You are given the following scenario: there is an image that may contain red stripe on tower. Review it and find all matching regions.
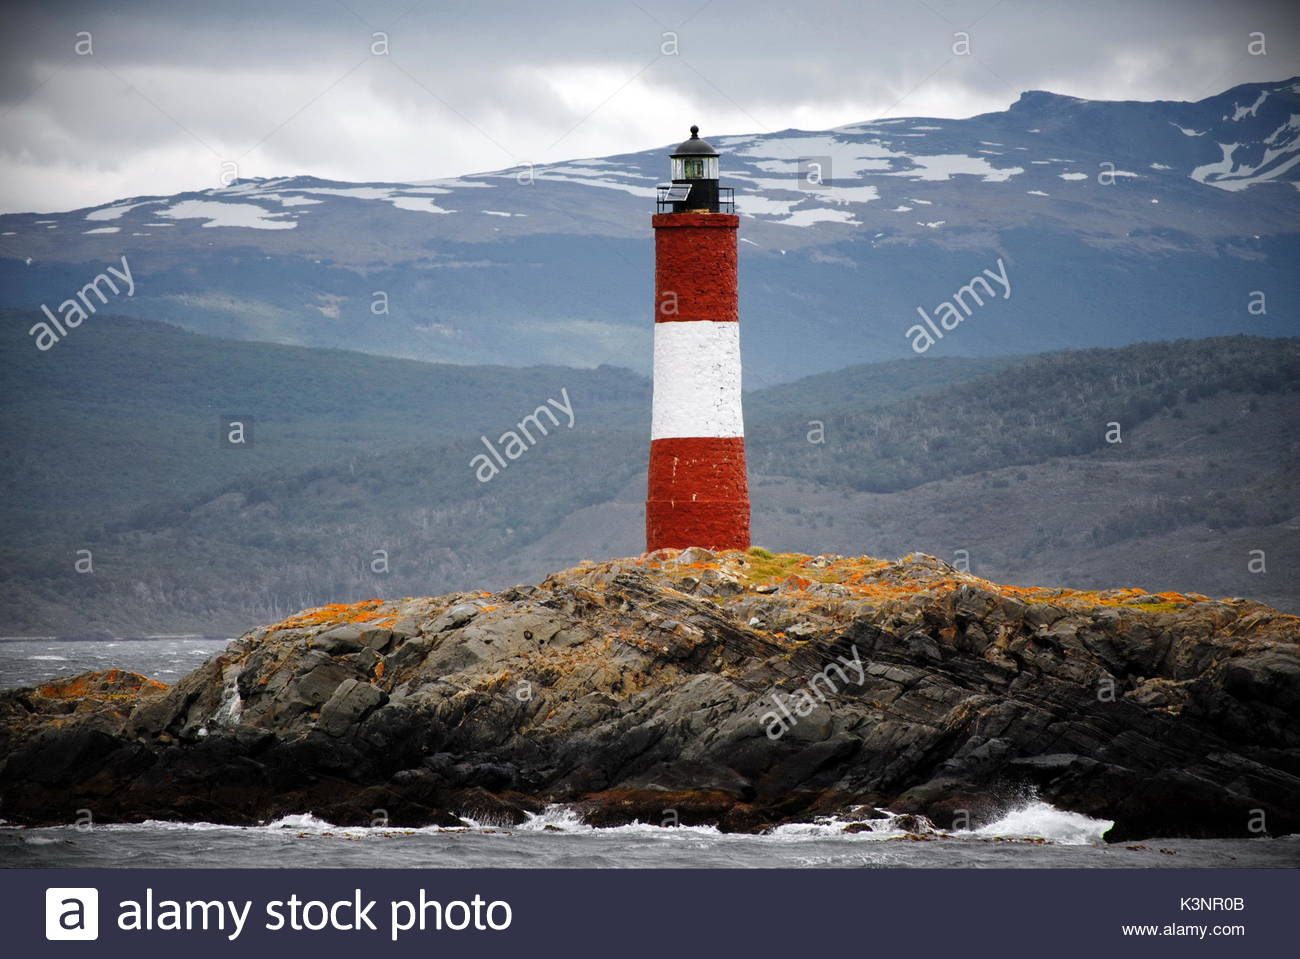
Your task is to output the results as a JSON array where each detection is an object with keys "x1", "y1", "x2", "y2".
[{"x1": 646, "y1": 126, "x2": 750, "y2": 553}]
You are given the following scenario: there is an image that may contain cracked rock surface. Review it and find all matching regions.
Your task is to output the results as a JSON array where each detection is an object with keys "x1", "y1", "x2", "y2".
[{"x1": 2, "y1": 549, "x2": 1297, "y2": 840}]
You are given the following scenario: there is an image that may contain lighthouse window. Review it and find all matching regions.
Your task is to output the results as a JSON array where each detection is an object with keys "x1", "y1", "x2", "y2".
[{"x1": 683, "y1": 157, "x2": 705, "y2": 179}]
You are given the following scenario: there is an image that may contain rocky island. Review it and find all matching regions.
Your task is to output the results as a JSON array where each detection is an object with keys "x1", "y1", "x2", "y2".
[{"x1": 2, "y1": 549, "x2": 1297, "y2": 841}]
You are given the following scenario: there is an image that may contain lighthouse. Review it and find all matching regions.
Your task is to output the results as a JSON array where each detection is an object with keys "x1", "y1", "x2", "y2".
[{"x1": 645, "y1": 126, "x2": 751, "y2": 553}]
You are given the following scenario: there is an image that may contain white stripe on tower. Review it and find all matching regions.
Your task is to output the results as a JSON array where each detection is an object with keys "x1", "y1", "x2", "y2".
[{"x1": 650, "y1": 321, "x2": 744, "y2": 440}]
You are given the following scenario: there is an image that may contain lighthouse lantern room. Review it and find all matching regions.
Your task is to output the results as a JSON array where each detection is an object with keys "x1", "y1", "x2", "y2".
[
  {"x1": 658, "y1": 125, "x2": 733, "y2": 214},
  {"x1": 645, "y1": 126, "x2": 750, "y2": 553}
]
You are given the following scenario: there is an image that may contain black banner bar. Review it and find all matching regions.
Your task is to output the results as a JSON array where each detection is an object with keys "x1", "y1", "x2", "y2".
[{"x1": 5, "y1": 867, "x2": 1294, "y2": 957}]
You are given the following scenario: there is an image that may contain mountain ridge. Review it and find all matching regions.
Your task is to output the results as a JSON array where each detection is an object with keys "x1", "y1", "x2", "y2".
[{"x1": 2, "y1": 78, "x2": 1297, "y2": 384}]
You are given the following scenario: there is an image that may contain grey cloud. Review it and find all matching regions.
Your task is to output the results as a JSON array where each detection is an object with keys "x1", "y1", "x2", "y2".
[{"x1": 1, "y1": 0, "x2": 1297, "y2": 212}]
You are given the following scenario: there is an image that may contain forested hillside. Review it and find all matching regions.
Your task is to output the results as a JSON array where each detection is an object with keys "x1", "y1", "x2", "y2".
[
  {"x1": 1, "y1": 312, "x2": 1295, "y2": 633},
  {"x1": 0, "y1": 311, "x2": 648, "y2": 541},
  {"x1": 748, "y1": 337, "x2": 1300, "y2": 491}
]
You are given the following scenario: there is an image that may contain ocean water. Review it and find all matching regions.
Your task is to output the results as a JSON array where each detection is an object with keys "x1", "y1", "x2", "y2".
[
  {"x1": 0, "y1": 637, "x2": 231, "y2": 690},
  {"x1": 1, "y1": 640, "x2": 1297, "y2": 869},
  {"x1": 3, "y1": 806, "x2": 1297, "y2": 869}
]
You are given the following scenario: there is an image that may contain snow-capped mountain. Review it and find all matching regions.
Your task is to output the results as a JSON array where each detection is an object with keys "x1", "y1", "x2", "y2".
[{"x1": 2, "y1": 77, "x2": 1297, "y2": 384}]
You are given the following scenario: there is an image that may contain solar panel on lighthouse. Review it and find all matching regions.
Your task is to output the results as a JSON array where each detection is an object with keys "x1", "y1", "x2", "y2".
[{"x1": 662, "y1": 184, "x2": 692, "y2": 203}]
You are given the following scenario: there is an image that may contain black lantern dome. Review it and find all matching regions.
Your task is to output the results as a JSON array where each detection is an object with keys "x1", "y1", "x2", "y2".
[
  {"x1": 672, "y1": 125, "x2": 718, "y2": 157},
  {"x1": 658, "y1": 125, "x2": 732, "y2": 214}
]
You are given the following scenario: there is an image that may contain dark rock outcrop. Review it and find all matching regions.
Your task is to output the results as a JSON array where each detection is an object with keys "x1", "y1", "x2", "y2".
[{"x1": 2, "y1": 551, "x2": 1297, "y2": 840}]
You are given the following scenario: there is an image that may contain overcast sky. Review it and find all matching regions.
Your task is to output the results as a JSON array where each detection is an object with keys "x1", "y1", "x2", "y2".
[{"x1": 2, "y1": 0, "x2": 1297, "y2": 213}]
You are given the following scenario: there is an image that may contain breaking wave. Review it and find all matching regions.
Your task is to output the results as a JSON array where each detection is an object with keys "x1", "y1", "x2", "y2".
[
  {"x1": 35, "y1": 800, "x2": 1111, "y2": 846},
  {"x1": 960, "y1": 801, "x2": 1113, "y2": 845}
]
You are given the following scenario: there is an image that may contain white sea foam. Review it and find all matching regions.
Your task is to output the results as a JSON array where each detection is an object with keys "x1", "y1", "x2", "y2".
[
  {"x1": 508, "y1": 805, "x2": 722, "y2": 837},
  {"x1": 962, "y1": 801, "x2": 1113, "y2": 845},
  {"x1": 770, "y1": 818, "x2": 892, "y2": 840},
  {"x1": 130, "y1": 819, "x2": 242, "y2": 832},
  {"x1": 513, "y1": 806, "x2": 588, "y2": 832},
  {"x1": 90, "y1": 814, "x2": 379, "y2": 836},
  {"x1": 27, "y1": 799, "x2": 1111, "y2": 849},
  {"x1": 265, "y1": 813, "x2": 337, "y2": 831}
]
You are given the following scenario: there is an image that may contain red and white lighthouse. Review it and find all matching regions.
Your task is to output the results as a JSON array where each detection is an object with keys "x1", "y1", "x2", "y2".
[{"x1": 645, "y1": 126, "x2": 750, "y2": 553}]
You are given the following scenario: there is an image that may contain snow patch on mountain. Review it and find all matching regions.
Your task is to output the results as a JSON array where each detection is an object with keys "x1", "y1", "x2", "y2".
[
  {"x1": 734, "y1": 135, "x2": 1023, "y2": 184},
  {"x1": 527, "y1": 164, "x2": 658, "y2": 199},
  {"x1": 283, "y1": 186, "x2": 397, "y2": 200},
  {"x1": 219, "y1": 177, "x2": 295, "y2": 196},
  {"x1": 1226, "y1": 91, "x2": 1269, "y2": 121},
  {"x1": 736, "y1": 135, "x2": 898, "y2": 174},
  {"x1": 157, "y1": 200, "x2": 297, "y2": 230},
  {"x1": 259, "y1": 194, "x2": 323, "y2": 207},
  {"x1": 1193, "y1": 132, "x2": 1300, "y2": 191},
  {"x1": 1264, "y1": 114, "x2": 1300, "y2": 144},
  {"x1": 85, "y1": 202, "x2": 153, "y2": 221},
  {"x1": 390, "y1": 196, "x2": 455, "y2": 215},
  {"x1": 219, "y1": 183, "x2": 463, "y2": 216},
  {"x1": 735, "y1": 194, "x2": 799, "y2": 217},
  {"x1": 404, "y1": 177, "x2": 494, "y2": 190},
  {"x1": 784, "y1": 207, "x2": 858, "y2": 227}
]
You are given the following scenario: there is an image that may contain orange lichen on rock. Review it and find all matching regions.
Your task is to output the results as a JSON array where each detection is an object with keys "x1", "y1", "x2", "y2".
[
  {"x1": 267, "y1": 599, "x2": 389, "y2": 631},
  {"x1": 682, "y1": 551, "x2": 1249, "y2": 619},
  {"x1": 36, "y1": 669, "x2": 167, "y2": 701}
]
